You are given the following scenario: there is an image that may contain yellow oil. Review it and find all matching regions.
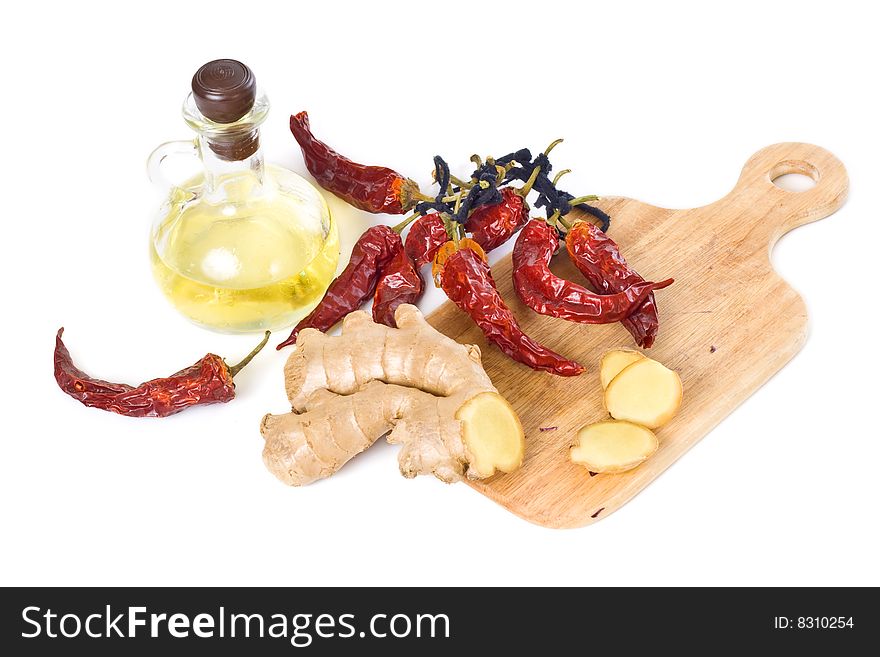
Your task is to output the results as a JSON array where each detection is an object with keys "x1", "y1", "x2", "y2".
[{"x1": 150, "y1": 165, "x2": 339, "y2": 333}]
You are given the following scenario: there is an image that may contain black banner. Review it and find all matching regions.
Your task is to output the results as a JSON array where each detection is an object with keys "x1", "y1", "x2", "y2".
[{"x1": 0, "y1": 587, "x2": 872, "y2": 654}]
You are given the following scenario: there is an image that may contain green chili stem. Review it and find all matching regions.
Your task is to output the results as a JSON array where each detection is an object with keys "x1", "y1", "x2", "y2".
[
  {"x1": 453, "y1": 191, "x2": 463, "y2": 215},
  {"x1": 552, "y1": 169, "x2": 572, "y2": 186},
  {"x1": 391, "y1": 212, "x2": 419, "y2": 233},
  {"x1": 450, "y1": 175, "x2": 473, "y2": 190},
  {"x1": 567, "y1": 195, "x2": 600, "y2": 205},
  {"x1": 544, "y1": 138, "x2": 564, "y2": 155},
  {"x1": 519, "y1": 162, "x2": 543, "y2": 197},
  {"x1": 228, "y1": 331, "x2": 271, "y2": 378},
  {"x1": 413, "y1": 191, "x2": 467, "y2": 204},
  {"x1": 518, "y1": 140, "x2": 564, "y2": 198},
  {"x1": 441, "y1": 213, "x2": 459, "y2": 244}
]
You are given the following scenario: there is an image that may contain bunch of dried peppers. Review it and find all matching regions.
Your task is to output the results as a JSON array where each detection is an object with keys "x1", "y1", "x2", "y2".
[{"x1": 283, "y1": 111, "x2": 675, "y2": 374}]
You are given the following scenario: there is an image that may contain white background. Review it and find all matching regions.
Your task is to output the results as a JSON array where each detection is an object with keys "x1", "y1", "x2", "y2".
[{"x1": 2, "y1": 1, "x2": 878, "y2": 586}]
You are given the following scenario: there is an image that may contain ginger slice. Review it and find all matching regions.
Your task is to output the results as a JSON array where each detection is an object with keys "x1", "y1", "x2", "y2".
[
  {"x1": 570, "y1": 420, "x2": 658, "y2": 473},
  {"x1": 604, "y1": 357, "x2": 682, "y2": 429},
  {"x1": 599, "y1": 349, "x2": 645, "y2": 389},
  {"x1": 456, "y1": 392, "x2": 525, "y2": 478}
]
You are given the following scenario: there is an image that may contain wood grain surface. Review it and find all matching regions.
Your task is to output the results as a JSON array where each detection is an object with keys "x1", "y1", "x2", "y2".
[{"x1": 426, "y1": 143, "x2": 848, "y2": 528}]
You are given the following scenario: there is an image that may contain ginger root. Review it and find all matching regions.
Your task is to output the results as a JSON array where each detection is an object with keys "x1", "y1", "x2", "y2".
[{"x1": 260, "y1": 304, "x2": 525, "y2": 485}]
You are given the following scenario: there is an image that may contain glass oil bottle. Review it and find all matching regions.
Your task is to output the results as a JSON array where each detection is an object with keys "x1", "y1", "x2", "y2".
[{"x1": 148, "y1": 59, "x2": 339, "y2": 333}]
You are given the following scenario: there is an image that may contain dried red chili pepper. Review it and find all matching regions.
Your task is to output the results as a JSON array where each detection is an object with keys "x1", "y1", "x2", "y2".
[
  {"x1": 277, "y1": 224, "x2": 402, "y2": 349},
  {"x1": 513, "y1": 220, "x2": 673, "y2": 323},
  {"x1": 432, "y1": 237, "x2": 486, "y2": 286},
  {"x1": 404, "y1": 212, "x2": 448, "y2": 267},
  {"x1": 404, "y1": 189, "x2": 527, "y2": 267},
  {"x1": 438, "y1": 244, "x2": 584, "y2": 377},
  {"x1": 465, "y1": 187, "x2": 529, "y2": 252},
  {"x1": 372, "y1": 247, "x2": 424, "y2": 328},
  {"x1": 54, "y1": 329, "x2": 270, "y2": 418},
  {"x1": 565, "y1": 220, "x2": 664, "y2": 348},
  {"x1": 290, "y1": 111, "x2": 420, "y2": 215},
  {"x1": 405, "y1": 144, "x2": 566, "y2": 262},
  {"x1": 460, "y1": 140, "x2": 561, "y2": 252}
]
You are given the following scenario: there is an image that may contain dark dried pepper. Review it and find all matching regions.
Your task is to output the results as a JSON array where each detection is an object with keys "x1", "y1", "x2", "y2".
[
  {"x1": 566, "y1": 220, "x2": 664, "y2": 348},
  {"x1": 54, "y1": 329, "x2": 269, "y2": 418},
  {"x1": 438, "y1": 244, "x2": 584, "y2": 377},
  {"x1": 290, "y1": 111, "x2": 420, "y2": 214},
  {"x1": 372, "y1": 247, "x2": 424, "y2": 328},
  {"x1": 277, "y1": 225, "x2": 402, "y2": 349},
  {"x1": 513, "y1": 219, "x2": 673, "y2": 324}
]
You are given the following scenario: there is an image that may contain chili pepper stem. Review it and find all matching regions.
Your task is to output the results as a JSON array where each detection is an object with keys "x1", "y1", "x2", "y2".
[
  {"x1": 544, "y1": 138, "x2": 564, "y2": 156},
  {"x1": 552, "y1": 169, "x2": 572, "y2": 186},
  {"x1": 519, "y1": 162, "x2": 543, "y2": 197},
  {"x1": 413, "y1": 191, "x2": 464, "y2": 204},
  {"x1": 518, "y1": 139, "x2": 564, "y2": 198},
  {"x1": 450, "y1": 175, "x2": 474, "y2": 190},
  {"x1": 557, "y1": 214, "x2": 572, "y2": 230},
  {"x1": 228, "y1": 331, "x2": 271, "y2": 378},
  {"x1": 440, "y1": 213, "x2": 462, "y2": 246},
  {"x1": 568, "y1": 195, "x2": 600, "y2": 205},
  {"x1": 391, "y1": 212, "x2": 419, "y2": 234}
]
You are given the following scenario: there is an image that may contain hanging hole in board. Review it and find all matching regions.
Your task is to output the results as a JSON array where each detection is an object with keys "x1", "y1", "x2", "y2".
[{"x1": 770, "y1": 160, "x2": 819, "y2": 192}]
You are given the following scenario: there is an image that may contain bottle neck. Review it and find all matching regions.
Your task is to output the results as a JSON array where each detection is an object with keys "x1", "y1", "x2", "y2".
[
  {"x1": 182, "y1": 90, "x2": 271, "y2": 198},
  {"x1": 199, "y1": 130, "x2": 266, "y2": 195}
]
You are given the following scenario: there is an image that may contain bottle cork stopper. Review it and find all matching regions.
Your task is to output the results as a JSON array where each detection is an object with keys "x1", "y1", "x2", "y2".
[{"x1": 191, "y1": 59, "x2": 256, "y2": 124}]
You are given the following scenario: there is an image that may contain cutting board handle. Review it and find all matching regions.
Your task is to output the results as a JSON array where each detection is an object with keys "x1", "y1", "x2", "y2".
[{"x1": 726, "y1": 142, "x2": 849, "y2": 245}]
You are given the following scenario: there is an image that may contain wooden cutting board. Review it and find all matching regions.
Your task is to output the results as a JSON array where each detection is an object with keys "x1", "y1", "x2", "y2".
[{"x1": 426, "y1": 143, "x2": 848, "y2": 528}]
